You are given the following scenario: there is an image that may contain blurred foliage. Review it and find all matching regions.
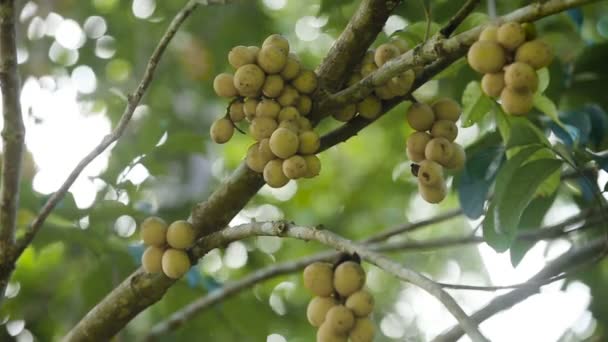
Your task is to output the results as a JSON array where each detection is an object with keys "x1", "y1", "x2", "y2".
[{"x1": 1, "y1": 0, "x2": 608, "y2": 341}]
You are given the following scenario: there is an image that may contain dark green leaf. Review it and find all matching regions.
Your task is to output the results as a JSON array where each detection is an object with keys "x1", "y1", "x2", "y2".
[{"x1": 506, "y1": 117, "x2": 550, "y2": 149}]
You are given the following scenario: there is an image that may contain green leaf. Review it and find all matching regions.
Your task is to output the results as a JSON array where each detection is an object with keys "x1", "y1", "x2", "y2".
[
  {"x1": 453, "y1": 13, "x2": 490, "y2": 35},
  {"x1": 506, "y1": 117, "x2": 550, "y2": 149},
  {"x1": 533, "y1": 94, "x2": 564, "y2": 127},
  {"x1": 495, "y1": 108, "x2": 511, "y2": 142},
  {"x1": 536, "y1": 68, "x2": 550, "y2": 94},
  {"x1": 461, "y1": 81, "x2": 494, "y2": 128}
]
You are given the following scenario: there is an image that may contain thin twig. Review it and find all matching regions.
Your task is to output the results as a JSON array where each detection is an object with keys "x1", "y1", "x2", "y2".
[
  {"x1": 439, "y1": 0, "x2": 482, "y2": 37},
  {"x1": 437, "y1": 274, "x2": 566, "y2": 291}
]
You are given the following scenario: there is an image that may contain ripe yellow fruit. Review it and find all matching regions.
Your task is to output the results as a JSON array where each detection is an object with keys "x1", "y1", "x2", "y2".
[
  {"x1": 304, "y1": 155, "x2": 321, "y2": 178},
  {"x1": 229, "y1": 101, "x2": 245, "y2": 122},
  {"x1": 345, "y1": 290, "x2": 374, "y2": 317},
  {"x1": 500, "y1": 88, "x2": 534, "y2": 115},
  {"x1": 387, "y1": 69, "x2": 415, "y2": 96},
  {"x1": 390, "y1": 37, "x2": 409, "y2": 53},
  {"x1": 234, "y1": 64, "x2": 265, "y2": 97},
  {"x1": 317, "y1": 322, "x2": 348, "y2": 342},
  {"x1": 425, "y1": 137, "x2": 454, "y2": 166},
  {"x1": 263, "y1": 159, "x2": 289, "y2": 188},
  {"x1": 467, "y1": 41, "x2": 506, "y2": 74},
  {"x1": 515, "y1": 39, "x2": 553, "y2": 69},
  {"x1": 140, "y1": 216, "x2": 167, "y2": 247},
  {"x1": 142, "y1": 245, "x2": 164, "y2": 273},
  {"x1": 481, "y1": 72, "x2": 505, "y2": 98},
  {"x1": 406, "y1": 132, "x2": 432, "y2": 158},
  {"x1": 279, "y1": 119, "x2": 300, "y2": 133},
  {"x1": 262, "y1": 34, "x2": 289, "y2": 55},
  {"x1": 262, "y1": 74, "x2": 284, "y2": 98},
  {"x1": 497, "y1": 22, "x2": 525, "y2": 50},
  {"x1": 257, "y1": 45, "x2": 287, "y2": 74},
  {"x1": 247, "y1": 45, "x2": 260, "y2": 58},
  {"x1": 249, "y1": 117, "x2": 278, "y2": 141},
  {"x1": 296, "y1": 95, "x2": 312, "y2": 116},
  {"x1": 298, "y1": 131, "x2": 320, "y2": 154},
  {"x1": 280, "y1": 53, "x2": 301, "y2": 80},
  {"x1": 325, "y1": 305, "x2": 355, "y2": 334},
  {"x1": 293, "y1": 70, "x2": 318, "y2": 94},
  {"x1": 333, "y1": 104, "x2": 357, "y2": 122},
  {"x1": 445, "y1": 142, "x2": 466, "y2": 170},
  {"x1": 278, "y1": 106, "x2": 299, "y2": 122},
  {"x1": 303, "y1": 262, "x2": 334, "y2": 297},
  {"x1": 246, "y1": 140, "x2": 274, "y2": 173},
  {"x1": 419, "y1": 180, "x2": 447, "y2": 204},
  {"x1": 334, "y1": 261, "x2": 365, "y2": 297},
  {"x1": 228, "y1": 45, "x2": 256, "y2": 69},
  {"x1": 269, "y1": 127, "x2": 299, "y2": 159},
  {"x1": 307, "y1": 296, "x2": 338, "y2": 327},
  {"x1": 407, "y1": 148, "x2": 425, "y2": 163},
  {"x1": 277, "y1": 85, "x2": 300, "y2": 107},
  {"x1": 374, "y1": 84, "x2": 395, "y2": 100},
  {"x1": 479, "y1": 25, "x2": 498, "y2": 41},
  {"x1": 210, "y1": 118, "x2": 234, "y2": 144},
  {"x1": 167, "y1": 220, "x2": 195, "y2": 249},
  {"x1": 349, "y1": 318, "x2": 375, "y2": 342},
  {"x1": 357, "y1": 95, "x2": 382, "y2": 120},
  {"x1": 417, "y1": 159, "x2": 444, "y2": 187},
  {"x1": 298, "y1": 116, "x2": 312, "y2": 131},
  {"x1": 406, "y1": 103, "x2": 435, "y2": 131},
  {"x1": 161, "y1": 248, "x2": 191, "y2": 279},
  {"x1": 283, "y1": 155, "x2": 308, "y2": 179},
  {"x1": 374, "y1": 43, "x2": 400, "y2": 67},
  {"x1": 432, "y1": 98, "x2": 461, "y2": 122},
  {"x1": 213, "y1": 73, "x2": 237, "y2": 98},
  {"x1": 431, "y1": 120, "x2": 458, "y2": 142},
  {"x1": 256, "y1": 98, "x2": 281, "y2": 119},
  {"x1": 504, "y1": 62, "x2": 538, "y2": 92},
  {"x1": 243, "y1": 97, "x2": 259, "y2": 120}
]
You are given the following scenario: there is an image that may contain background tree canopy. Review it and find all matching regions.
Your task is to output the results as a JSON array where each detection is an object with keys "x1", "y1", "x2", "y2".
[{"x1": 0, "y1": 0, "x2": 607, "y2": 341}]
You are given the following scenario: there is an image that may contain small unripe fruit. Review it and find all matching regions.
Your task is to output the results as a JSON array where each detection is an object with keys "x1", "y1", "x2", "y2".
[
  {"x1": 515, "y1": 39, "x2": 553, "y2": 69},
  {"x1": 262, "y1": 34, "x2": 289, "y2": 55},
  {"x1": 161, "y1": 248, "x2": 191, "y2": 279},
  {"x1": 257, "y1": 45, "x2": 287, "y2": 74},
  {"x1": 357, "y1": 95, "x2": 382, "y2": 120},
  {"x1": 406, "y1": 103, "x2": 435, "y2": 131},
  {"x1": 213, "y1": 73, "x2": 238, "y2": 98},
  {"x1": 278, "y1": 106, "x2": 300, "y2": 122},
  {"x1": 497, "y1": 22, "x2": 525, "y2": 50},
  {"x1": 167, "y1": 220, "x2": 195, "y2": 249},
  {"x1": 417, "y1": 159, "x2": 444, "y2": 187},
  {"x1": 317, "y1": 322, "x2": 348, "y2": 342},
  {"x1": 374, "y1": 85, "x2": 395, "y2": 100},
  {"x1": 210, "y1": 118, "x2": 234, "y2": 144},
  {"x1": 467, "y1": 41, "x2": 506, "y2": 74},
  {"x1": 277, "y1": 85, "x2": 300, "y2": 107},
  {"x1": 243, "y1": 98, "x2": 259, "y2": 120},
  {"x1": 479, "y1": 25, "x2": 498, "y2": 41},
  {"x1": 445, "y1": 143, "x2": 466, "y2": 170},
  {"x1": 325, "y1": 305, "x2": 355, "y2": 334},
  {"x1": 263, "y1": 159, "x2": 289, "y2": 188},
  {"x1": 387, "y1": 69, "x2": 415, "y2": 96},
  {"x1": 229, "y1": 101, "x2": 245, "y2": 122},
  {"x1": 425, "y1": 137, "x2": 454, "y2": 166},
  {"x1": 432, "y1": 98, "x2": 461, "y2": 122},
  {"x1": 140, "y1": 216, "x2": 167, "y2": 246},
  {"x1": 298, "y1": 131, "x2": 320, "y2": 154},
  {"x1": 406, "y1": 132, "x2": 432, "y2": 157},
  {"x1": 349, "y1": 318, "x2": 375, "y2": 342},
  {"x1": 249, "y1": 117, "x2": 278, "y2": 141},
  {"x1": 431, "y1": 120, "x2": 458, "y2": 142},
  {"x1": 304, "y1": 155, "x2": 321, "y2": 178},
  {"x1": 256, "y1": 98, "x2": 281, "y2": 119},
  {"x1": 228, "y1": 45, "x2": 256, "y2": 69},
  {"x1": 481, "y1": 72, "x2": 505, "y2": 98},
  {"x1": 234, "y1": 64, "x2": 265, "y2": 97},
  {"x1": 374, "y1": 43, "x2": 400, "y2": 67},
  {"x1": 333, "y1": 104, "x2": 357, "y2": 122},
  {"x1": 280, "y1": 53, "x2": 301, "y2": 80},
  {"x1": 360, "y1": 62, "x2": 378, "y2": 77},
  {"x1": 334, "y1": 261, "x2": 365, "y2": 297},
  {"x1": 297, "y1": 116, "x2": 312, "y2": 131},
  {"x1": 390, "y1": 37, "x2": 409, "y2": 53},
  {"x1": 307, "y1": 296, "x2": 338, "y2": 327},
  {"x1": 345, "y1": 290, "x2": 374, "y2": 317},
  {"x1": 262, "y1": 74, "x2": 284, "y2": 98},
  {"x1": 269, "y1": 127, "x2": 299, "y2": 159},
  {"x1": 292, "y1": 70, "x2": 318, "y2": 94},
  {"x1": 303, "y1": 262, "x2": 334, "y2": 297},
  {"x1": 504, "y1": 62, "x2": 538, "y2": 92},
  {"x1": 296, "y1": 95, "x2": 312, "y2": 116},
  {"x1": 142, "y1": 245, "x2": 164, "y2": 273},
  {"x1": 283, "y1": 155, "x2": 308, "y2": 179},
  {"x1": 500, "y1": 88, "x2": 534, "y2": 115},
  {"x1": 419, "y1": 181, "x2": 447, "y2": 204}
]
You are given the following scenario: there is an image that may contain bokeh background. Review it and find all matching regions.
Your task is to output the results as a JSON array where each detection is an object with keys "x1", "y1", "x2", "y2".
[{"x1": 1, "y1": 0, "x2": 608, "y2": 341}]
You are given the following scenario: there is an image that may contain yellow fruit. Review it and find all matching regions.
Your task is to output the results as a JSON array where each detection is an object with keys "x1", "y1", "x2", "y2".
[
  {"x1": 303, "y1": 262, "x2": 334, "y2": 297},
  {"x1": 333, "y1": 104, "x2": 357, "y2": 122},
  {"x1": 277, "y1": 85, "x2": 300, "y2": 107},
  {"x1": 256, "y1": 98, "x2": 281, "y2": 119},
  {"x1": 417, "y1": 159, "x2": 444, "y2": 187},
  {"x1": 296, "y1": 95, "x2": 312, "y2": 116},
  {"x1": 504, "y1": 62, "x2": 538, "y2": 92},
  {"x1": 334, "y1": 261, "x2": 365, "y2": 297},
  {"x1": 390, "y1": 37, "x2": 409, "y2": 53},
  {"x1": 374, "y1": 43, "x2": 400, "y2": 67},
  {"x1": 269, "y1": 127, "x2": 299, "y2": 159},
  {"x1": 228, "y1": 45, "x2": 256, "y2": 69},
  {"x1": 481, "y1": 72, "x2": 505, "y2": 98},
  {"x1": 425, "y1": 137, "x2": 454, "y2": 166},
  {"x1": 387, "y1": 69, "x2": 415, "y2": 96},
  {"x1": 140, "y1": 216, "x2": 167, "y2": 247},
  {"x1": 279, "y1": 119, "x2": 300, "y2": 133},
  {"x1": 500, "y1": 88, "x2": 534, "y2": 115},
  {"x1": 497, "y1": 22, "x2": 525, "y2": 50},
  {"x1": 262, "y1": 34, "x2": 289, "y2": 55},
  {"x1": 432, "y1": 98, "x2": 461, "y2": 122},
  {"x1": 360, "y1": 62, "x2": 378, "y2": 77},
  {"x1": 247, "y1": 45, "x2": 260, "y2": 58},
  {"x1": 515, "y1": 39, "x2": 553, "y2": 69},
  {"x1": 161, "y1": 248, "x2": 191, "y2": 279},
  {"x1": 357, "y1": 95, "x2": 382, "y2": 120},
  {"x1": 246, "y1": 140, "x2": 274, "y2": 173},
  {"x1": 406, "y1": 131, "x2": 432, "y2": 158},
  {"x1": 298, "y1": 131, "x2": 320, "y2": 154},
  {"x1": 325, "y1": 305, "x2": 355, "y2": 334},
  {"x1": 249, "y1": 117, "x2": 278, "y2": 141},
  {"x1": 406, "y1": 148, "x2": 425, "y2": 163},
  {"x1": 282, "y1": 155, "x2": 308, "y2": 179},
  {"x1": 166, "y1": 220, "x2": 195, "y2": 249},
  {"x1": 263, "y1": 159, "x2": 289, "y2": 188},
  {"x1": 292, "y1": 70, "x2": 318, "y2": 94},
  {"x1": 307, "y1": 296, "x2": 338, "y2": 327},
  {"x1": 349, "y1": 318, "x2": 375, "y2": 342},
  {"x1": 229, "y1": 101, "x2": 245, "y2": 122},
  {"x1": 213, "y1": 73, "x2": 237, "y2": 98},
  {"x1": 419, "y1": 181, "x2": 447, "y2": 204},
  {"x1": 345, "y1": 290, "x2": 374, "y2": 317},
  {"x1": 280, "y1": 53, "x2": 301, "y2": 80},
  {"x1": 479, "y1": 25, "x2": 498, "y2": 41},
  {"x1": 317, "y1": 322, "x2": 348, "y2": 342},
  {"x1": 278, "y1": 106, "x2": 300, "y2": 122},
  {"x1": 467, "y1": 41, "x2": 506, "y2": 74},
  {"x1": 406, "y1": 102, "x2": 435, "y2": 131},
  {"x1": 431, "y1": 120, "x2": 458, "y2": 142},
  {"x1": 243, "y1": 97, "x2": 259, "y2": 121},
  {"x1": 298, "y1": 116, "x2": 312, "y2": 131},
  {"x1": 445, "y1": 143, "x2": 466, "y2": 170},
  {"x1": 304, "y1": 155, "x2": 321, "y2": 178},
  {"x1": 142, "y1": 245, "x2": 164, "y2": 273},
  {"x1": 210, "y1": 117, "x2": 234, "y2": 144},
  {"x1": 257, "y1": 45, "x2": 287, "y2": 74},
  {"x1": 234, "y1": 64, "x2": 265, "y2": 97},
  {"x1": 374, "y1": 84, "x2": 395, "y2": 100},
  {"x1": 262, "y1": 74, "x2": 284, "y2": 98}
]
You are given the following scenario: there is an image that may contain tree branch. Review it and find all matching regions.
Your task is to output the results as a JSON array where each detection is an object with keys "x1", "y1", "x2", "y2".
[
  {"x1": 0, "y1": 0, "x2": 25, "y2": 304},
  {"x1": 439, "y1": 0, "x2": 482, "y2": 37}
]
